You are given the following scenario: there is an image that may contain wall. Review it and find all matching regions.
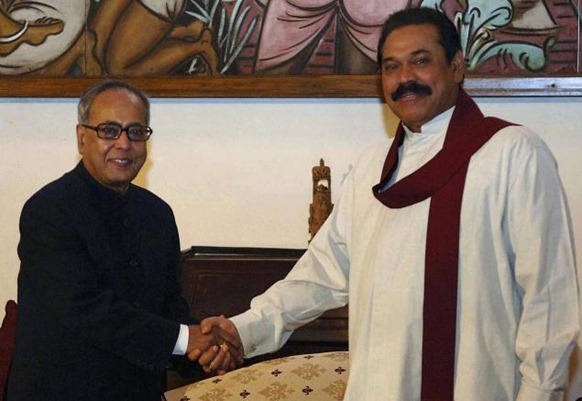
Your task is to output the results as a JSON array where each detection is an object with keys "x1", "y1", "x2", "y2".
[{"x1": 1, "y1": 95, "x2": 581, "y2": 397}]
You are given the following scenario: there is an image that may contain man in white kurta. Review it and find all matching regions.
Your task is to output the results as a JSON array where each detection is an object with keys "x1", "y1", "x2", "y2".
[
  {"x1": 201, "y1": 7, "x2": 579, "y2": 401},
  {"x1": 230, "y1": 105, "x2": 579, "y2": 400}
]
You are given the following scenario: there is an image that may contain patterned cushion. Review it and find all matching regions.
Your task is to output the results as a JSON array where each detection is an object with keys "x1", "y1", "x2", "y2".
[{"x1": 165, "y1": 351, "x2": 349, "y2": 401}]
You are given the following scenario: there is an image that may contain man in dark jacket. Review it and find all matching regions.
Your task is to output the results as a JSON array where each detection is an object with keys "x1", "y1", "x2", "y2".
[{"x1": 6, "y1": 80, "x2": 232, "y2": 400}]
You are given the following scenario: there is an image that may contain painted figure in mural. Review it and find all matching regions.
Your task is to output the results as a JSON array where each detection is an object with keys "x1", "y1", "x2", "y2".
[
  {"x1": 248, "y1": 0, "x2": 563, "y2": 74},
  {"x1": 0, "y1": 0, "x2": 87, "y2": 75},
  {"x1": 0, "y1": 9, "x2": 64, "y2": 58},
  {"x1": 1, "y1": 0, "x2": 579, "y2": 76},
  {"x1": 0, "y1": 0, "x2": 218, "y2": 75},
  {"x1": 252, "y1": 0, "x2": 421, "y2": 74},
  {"x1": 235, "y1": 0, "x2": 579, "y2": 75},
  {"x1": 89, "y1": 0, "x2": 218, "y2": 75}
]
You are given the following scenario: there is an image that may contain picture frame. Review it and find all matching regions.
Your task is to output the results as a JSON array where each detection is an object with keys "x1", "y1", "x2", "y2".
[{"x1": 0, "y1": 74, "x2": 581, "y2": 98}]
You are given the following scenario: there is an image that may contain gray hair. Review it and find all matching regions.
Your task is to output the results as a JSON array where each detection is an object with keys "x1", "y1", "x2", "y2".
[{"x1": 77, "y1": 79, "x2": 150, "y2": 125}]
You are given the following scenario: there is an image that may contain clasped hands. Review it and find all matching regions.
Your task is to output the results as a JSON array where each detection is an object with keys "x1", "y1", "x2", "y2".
[{"x1": 186, "y1": 315, "x2": 243, "y2": 375}]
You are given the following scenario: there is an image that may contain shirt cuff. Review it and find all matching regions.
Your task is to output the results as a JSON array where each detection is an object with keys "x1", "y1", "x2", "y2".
[
  {"x1": 230, "y1": 311, "x2": 266, "y2": 358},
  {"x1": 172, "y1": 324, "x2": 189, "y2": 355},
  {"x1": 516, "y1": 382, "x2": 564, "y2": 401}
]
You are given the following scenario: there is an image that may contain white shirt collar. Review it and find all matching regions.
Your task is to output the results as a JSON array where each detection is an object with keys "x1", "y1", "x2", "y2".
[{"x1": 403, "y1": 106, "x2": 456, "y2": 138}]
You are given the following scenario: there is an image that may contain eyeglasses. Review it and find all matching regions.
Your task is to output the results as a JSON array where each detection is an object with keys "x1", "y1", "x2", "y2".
[{"x1": 81, "y1": 123, "x2": 153, "y2": 142}]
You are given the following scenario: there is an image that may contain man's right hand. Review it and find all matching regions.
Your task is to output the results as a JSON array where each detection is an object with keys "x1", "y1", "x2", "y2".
[
  {"x1": 186, "y1": 324, "x2": 231, "y2": 374},
  {"x1": 198, "y1": 316, "x2": 245, "y2": 371}
]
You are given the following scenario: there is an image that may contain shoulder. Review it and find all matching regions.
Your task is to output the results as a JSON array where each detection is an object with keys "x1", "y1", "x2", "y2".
[
  {"x1": 492, "y1": 124, "x2": 549, "y2": 147},
  {"x1": 18, "y1": 170, "x2": 87, "y2": 238},
  {"x1": 474, "y1": 125, "x2": 559, "y2": 186},
  {"x1": 485, "y1": 125, "x2": 556, "y2": 165},
  {"x1": 22, "y1": 169, "x2": 77, "y2": 214}
]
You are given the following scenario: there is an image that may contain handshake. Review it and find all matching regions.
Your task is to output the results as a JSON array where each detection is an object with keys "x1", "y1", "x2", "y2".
[{"x1": 186, "y1": 316, "x2": 244, "y2": 375}]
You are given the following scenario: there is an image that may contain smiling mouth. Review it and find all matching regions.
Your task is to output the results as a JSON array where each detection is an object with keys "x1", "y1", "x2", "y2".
[
  {"x1": 110, "y1": 158, "x2": 133, "y2": 167},
  {"x1": 399, "y1": 92, "x2": 423, "y2": 101}
]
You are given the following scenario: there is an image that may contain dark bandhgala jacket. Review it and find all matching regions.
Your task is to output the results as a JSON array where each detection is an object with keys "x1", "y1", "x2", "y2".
[{"x1": 7, "y1": 162, "x2": 194, "y2": 401}]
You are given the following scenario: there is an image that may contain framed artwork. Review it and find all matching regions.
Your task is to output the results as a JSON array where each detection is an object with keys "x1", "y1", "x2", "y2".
[{"x1": 0, "y1": 0, "x2": 580, "y2": 97}]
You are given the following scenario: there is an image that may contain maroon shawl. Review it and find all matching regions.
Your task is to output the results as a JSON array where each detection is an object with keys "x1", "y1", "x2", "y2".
[{"x1": 372, "y1": 89, "x2": 513, "y2": 400}]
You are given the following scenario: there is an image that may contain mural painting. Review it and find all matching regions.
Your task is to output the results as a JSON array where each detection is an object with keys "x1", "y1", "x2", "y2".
[{"x1": 0, "y1": 0, "x2": 580, "y2": 77}]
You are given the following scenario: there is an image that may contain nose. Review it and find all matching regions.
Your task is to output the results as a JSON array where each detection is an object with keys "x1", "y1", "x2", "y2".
[
  {"x1": 397, "y1": 63, "x2": 416, "y2": 83},
  {"x1": 114, "y1": 130, "x2": 132, "y2": 148}
]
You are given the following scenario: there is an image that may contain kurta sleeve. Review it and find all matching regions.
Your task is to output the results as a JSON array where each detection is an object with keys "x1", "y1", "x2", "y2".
[
  {"x1": 506, "y1": 129, "x2": 579, "y2": 401},
  {"x1": 231, "y1": 172, "x2": 353, "y2": 358}
]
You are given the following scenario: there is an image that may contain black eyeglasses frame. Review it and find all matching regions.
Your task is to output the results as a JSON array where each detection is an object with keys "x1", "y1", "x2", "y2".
[{"x1": 81, "y1": 123, "x2": 153, "y2": 142}]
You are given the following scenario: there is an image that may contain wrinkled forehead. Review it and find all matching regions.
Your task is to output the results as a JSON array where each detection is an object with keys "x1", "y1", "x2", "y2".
[{"x1": 88, "y1": 89, "x2": 148, "y2": 123}]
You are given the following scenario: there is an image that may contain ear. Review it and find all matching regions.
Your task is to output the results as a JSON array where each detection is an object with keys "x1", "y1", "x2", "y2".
[
  {"x1": 76, "y1": 124, "x2": 85, "y2": 154},
  {"x1": 451, "y1": 50, "x2": 466, "y2": 84}
]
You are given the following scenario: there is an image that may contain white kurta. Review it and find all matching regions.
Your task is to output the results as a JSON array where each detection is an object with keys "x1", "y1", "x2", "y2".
[{"x1": 231, "y1": 107, "x2": 579, "y2": 401}]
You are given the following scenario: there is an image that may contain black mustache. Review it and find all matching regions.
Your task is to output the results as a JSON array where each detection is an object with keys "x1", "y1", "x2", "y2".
[{"x1": 391, "y1": 82, "x2": 432, "y2": 101}]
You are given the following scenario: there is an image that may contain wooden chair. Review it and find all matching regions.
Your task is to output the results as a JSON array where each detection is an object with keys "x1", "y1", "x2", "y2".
[{"x1": 0, "y1": 300, "x2": 17, "y2": 401}]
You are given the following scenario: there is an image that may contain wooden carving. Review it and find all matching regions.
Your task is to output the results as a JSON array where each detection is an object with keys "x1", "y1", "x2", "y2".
[{"x1": 309, "y1": 159, "x2": 334, "y2": 242}]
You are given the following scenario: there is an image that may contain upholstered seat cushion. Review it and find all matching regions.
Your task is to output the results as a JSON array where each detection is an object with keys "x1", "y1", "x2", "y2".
[
  {"x1": 165, "y1": 351, "x2": 349, "y2": 401},
  {"x1": 0, "y1": 300, "x2": 17, "y2": 399}
]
